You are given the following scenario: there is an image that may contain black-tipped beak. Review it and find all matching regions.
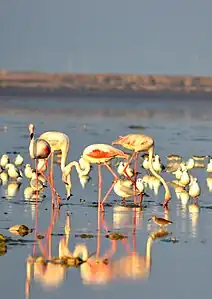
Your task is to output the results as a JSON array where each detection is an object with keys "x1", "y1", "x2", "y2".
[
  {"x1": 136, "y1": 171, "x2": 142, "y2": 175},
  {"x1": 148, "y1": 218, "x2": 152, "y2": 221},
  {"x1": 30, "y1": 133, "x2": 34, "y2": 140},
  {"x1": 66, "y1": 194, "x2": 73, "y2": 200}
]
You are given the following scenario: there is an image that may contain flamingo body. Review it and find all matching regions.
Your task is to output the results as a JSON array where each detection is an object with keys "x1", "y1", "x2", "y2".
[{"x1": 82, "y1": 144, "x2": 129, "y2": 164}]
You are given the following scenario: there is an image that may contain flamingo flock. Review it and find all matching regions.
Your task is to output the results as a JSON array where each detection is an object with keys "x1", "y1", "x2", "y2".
[
  {"x1": 0, "y1": 123, "x2": 210, "y2": 297},
  {"x1": 0, "y1": 123, "x2": 210, "y2": 209}
]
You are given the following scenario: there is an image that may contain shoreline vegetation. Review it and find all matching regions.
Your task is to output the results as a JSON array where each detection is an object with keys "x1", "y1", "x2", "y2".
[{"x1": 0, "y1": 70, "x2": 212, "y2": 97}]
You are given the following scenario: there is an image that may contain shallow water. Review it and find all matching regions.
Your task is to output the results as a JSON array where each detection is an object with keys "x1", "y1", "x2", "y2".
[{"x1": 0, "y1": 94, "x2": 212, "y2": 299}]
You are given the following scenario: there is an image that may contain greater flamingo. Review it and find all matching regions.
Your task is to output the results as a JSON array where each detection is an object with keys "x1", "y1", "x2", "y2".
[
  {"x1": 62, "y1": 144, "x2": 129, "y2": 208},
  {"x1": 28, "y1": 124, "x2": 60, "y2": 207},
  {"x1": 38, "y1": 129, "x2": 70, "y2": 172},
  {"x1": 112, "y1": 134, "x2": 171, "y2": 208}
]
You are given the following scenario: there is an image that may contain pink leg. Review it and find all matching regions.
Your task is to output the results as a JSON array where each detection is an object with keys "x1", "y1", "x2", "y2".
[
  {"x1": 100, "y1": 162, "x2": 119, "y2": 208},
  {"x1": 133, "y1": 152, "x2": 139, "y2": 204},
  {"x1": 123, "y1": 152, "x2": 137, "y2": 183},
  {"x1": 98, "y1": 164, "x2": 102, "y2": 209}
]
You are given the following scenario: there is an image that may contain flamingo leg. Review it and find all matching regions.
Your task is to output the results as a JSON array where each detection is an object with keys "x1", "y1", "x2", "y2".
[
  {"x1": 123, "y1": 152, "x2": 137, "y2": 183},
  {"x1": 97, "y1": 164, "x2": 102, "y2": 208},
  {"x1": 33, "y1": 158, "x2": 39, "y2": 257},
  {"x1": 133, "y1": 152, "x2": 139, "y2": 204},
  {"x1": 100, "y1": 162, "x2": 119, "y2": 208},
  {"x1": 96, "y1": 205, "x2": 101, "y2": 260},
  {"x1": 39, "y1": 170, "x2": 61, "y2": 207},
  {"x1": 101, "y1": 180, "x2": 117, "y2": 207},
  {"x1": 139, "y1": 193, "x2": 143, "y2": 206}
]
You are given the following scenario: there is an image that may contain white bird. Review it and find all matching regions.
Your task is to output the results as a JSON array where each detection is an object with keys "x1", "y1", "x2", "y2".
[
  {"x1": 0, "y1": 172, "x2": 8, "y2": 185},
  {"x1": 24, "y1": 164, "x2": 33, "y2": 179},
  {"x1": 206, "y1": 177, "x2": 212, "y2": 192},
  {"x1": 180, "y1": 170, "x2": 190, "y2": 186},
  {"x1": 6, "y1": 164, "x2": 23, "y2": 180},
  {"x1": 14, "y1": 154, "x2": 24, "y2": 166},
  {"x1": 142, "y1": 157, "x2": 150, "y2": 170},
  {"x1": 189, "y1": 177, "x2": 200, "y2": 198},
  {"x1": 152, "y1": 155, "x2": 164, "y2": 173},
  {"x1": 185, "y1": 158, "x2": 195, "y2": 170},
  {"x1": 0, "y1": 154, "x2": 9, "y2": 168},
  {"x1": 5, "y1": 182, "x2": 21, "y2": 198},
  {"x1": 207, "y1": 159, "x2": 212, "y2": 173},
  {"x1": 114, "y1": 178, "x2": 144, "y2": 201},
  {"x1": 173, "y1": 168, "x2": 183, "y2": 180},
  {"x1": 30, "y1": 171, "x2": 47, "y2": 191},
  {"x1": 117, "y1": 161, "x2": 134, "y2": 178}
]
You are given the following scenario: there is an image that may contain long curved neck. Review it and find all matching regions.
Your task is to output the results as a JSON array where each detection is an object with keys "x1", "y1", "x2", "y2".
[
  {"x1": 29, "y1": 133, "x2": 35, "y2": 159},
  {"x1": 148, "y1": 146, "x2": 171, "y2": 200},
  {"x1": 61, "y1": 143, "x2": 69, "y2": 171},
  {"x1": 73, "y1": 244, "x2": 89, "y2": 262},
  {"x1": 64, "y1": 160, "x2": 91, "y2": 177}
]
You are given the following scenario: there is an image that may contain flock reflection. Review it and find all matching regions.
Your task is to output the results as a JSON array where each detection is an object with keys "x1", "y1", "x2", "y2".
[{"x1": 25, "y1": 208, "x2": 173, "y2": 296}]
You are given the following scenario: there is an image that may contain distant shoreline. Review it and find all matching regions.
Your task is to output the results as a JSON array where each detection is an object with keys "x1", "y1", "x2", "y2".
[{"x1": 1, "y1": 70, "x2": 212, "y2": 97}]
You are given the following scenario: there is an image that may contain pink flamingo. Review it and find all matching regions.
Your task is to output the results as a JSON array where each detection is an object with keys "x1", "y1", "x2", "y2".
[
  {"x1": 62, "y1": 144, "x2": 129, "y2": 208},
  {"x1": 28, "y1": 124, "x2": 60, "y2": 207},
  {"x1": 112, "y1": 134, "x2": 171, "y2": 208}
]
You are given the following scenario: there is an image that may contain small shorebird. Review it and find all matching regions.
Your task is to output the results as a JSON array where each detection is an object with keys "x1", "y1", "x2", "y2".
[
  {"x1": 14, "y1": 154, "x2": 24, "y2": 166},
  {"x1": 166, "y1": 154, "x2": 182, "y2": 161},
  {"x1": 192, "y1": 155, "x2": 207, "y2": 161},
  {"x1": 206, "y1": 158, "x2": 212, "y2": 173},
  {"x1": 148, "y1": 216, "x2": 173, "y2": 228},
  {"x1": 188, "y1": 177, "x2": 201, "y2": 199},
  {"x1": 0, "y1": 154, "x2": 9, "y2": 168},
  {"x1": 152, "y1": 154, "x2": 165, "y2": 173},
  {"x1": 185, "y1": 158, "x2": 195, "y2": 170},
  {"x1": 113, "y1": 178, "x2": 145, "y2": 204},
  {"x1": 117, "y1": 161, "x2": 134, "y2": 178},
  {"x1": 6, "y1": 163, "x2": 23, "y2": 180}
]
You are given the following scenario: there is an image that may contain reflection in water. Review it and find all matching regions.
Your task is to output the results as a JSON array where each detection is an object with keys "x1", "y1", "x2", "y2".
[
  {"x1": 188, "y1": 203, "x2": 200, "y2": 238},
  {"x1": 1, "y1": 99, "x2": 212, "y2": 299}
]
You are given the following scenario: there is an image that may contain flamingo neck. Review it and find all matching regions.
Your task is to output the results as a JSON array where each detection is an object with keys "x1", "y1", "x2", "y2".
[
  {"x1": 29, "y1": 133, "x2": 35, "y2": 159},
  {"x1": 64, "y1": 159, "x2": 91, "y2": 177},
  {"x1": 60, "y1": 145, "x2": 69, "y2": 172},
  {"x1": 148, "y1": 146, "x2": 171, "y2": 200},
  {"x1": 73, "y1": 244, "x2": 89, "y2": 262}
]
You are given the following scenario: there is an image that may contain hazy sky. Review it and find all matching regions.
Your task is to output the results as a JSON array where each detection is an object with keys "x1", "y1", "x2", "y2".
[{"x1": 0, "y1": 0, "x2": 212, "y2": 75}]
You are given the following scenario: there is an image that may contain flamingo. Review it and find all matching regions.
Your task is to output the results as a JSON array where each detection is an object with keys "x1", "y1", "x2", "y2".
[
  {"x1": 62, "y1": 144, "x2": 129, "y2": 208},
  {"x1": 112, "y1": 134, "x2": 171, "y2": 208},
  {"x1": 28, "y1": 124, "x2": 60, "y2": 207},
  {"x1": 38, "y1": 129, "x2": 70, "y2": 172}
]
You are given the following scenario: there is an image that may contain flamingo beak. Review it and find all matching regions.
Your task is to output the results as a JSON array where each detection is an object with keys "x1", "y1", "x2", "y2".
[{"x1": 148, "y1": 218, "x2": 152, "y2": 221}]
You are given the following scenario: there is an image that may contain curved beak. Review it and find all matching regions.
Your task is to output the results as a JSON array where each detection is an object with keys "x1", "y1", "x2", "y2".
[{"x1": 148, "y1": 218, "x2": 152, "y2": 221}]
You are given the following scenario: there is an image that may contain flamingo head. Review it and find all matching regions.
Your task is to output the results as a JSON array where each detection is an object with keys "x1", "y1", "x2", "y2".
[{"x1": 29, "y1": 124, "x2": 35, "y2": 134}]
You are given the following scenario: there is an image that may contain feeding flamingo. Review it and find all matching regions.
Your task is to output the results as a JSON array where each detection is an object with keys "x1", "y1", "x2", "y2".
[
  {"x1": 112, "y1": 134, "x2": 171, "y2": 208},
  {"x1": 62, "y1": 144, "x2": 129, "y2": 208}
]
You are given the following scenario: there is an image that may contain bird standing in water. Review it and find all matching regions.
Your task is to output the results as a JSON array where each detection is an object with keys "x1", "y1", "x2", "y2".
[
  {"x1": 63, "y1": 144, "x2": 129, "y2": 208},
  {"x1": 112, "y1": 134, "x2": 171, "y2": 208},
  {"x1": 148, "y1": 216, "x2": 173, "y2": 228}
]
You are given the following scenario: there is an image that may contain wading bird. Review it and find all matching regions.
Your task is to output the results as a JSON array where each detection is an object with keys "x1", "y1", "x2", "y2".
[
  {"x1": 62, "y1": 144, "x2": 129, "y2": 208},
  {"x1": 112, "y1": 134, "x2": 171, "y2": 208}
]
